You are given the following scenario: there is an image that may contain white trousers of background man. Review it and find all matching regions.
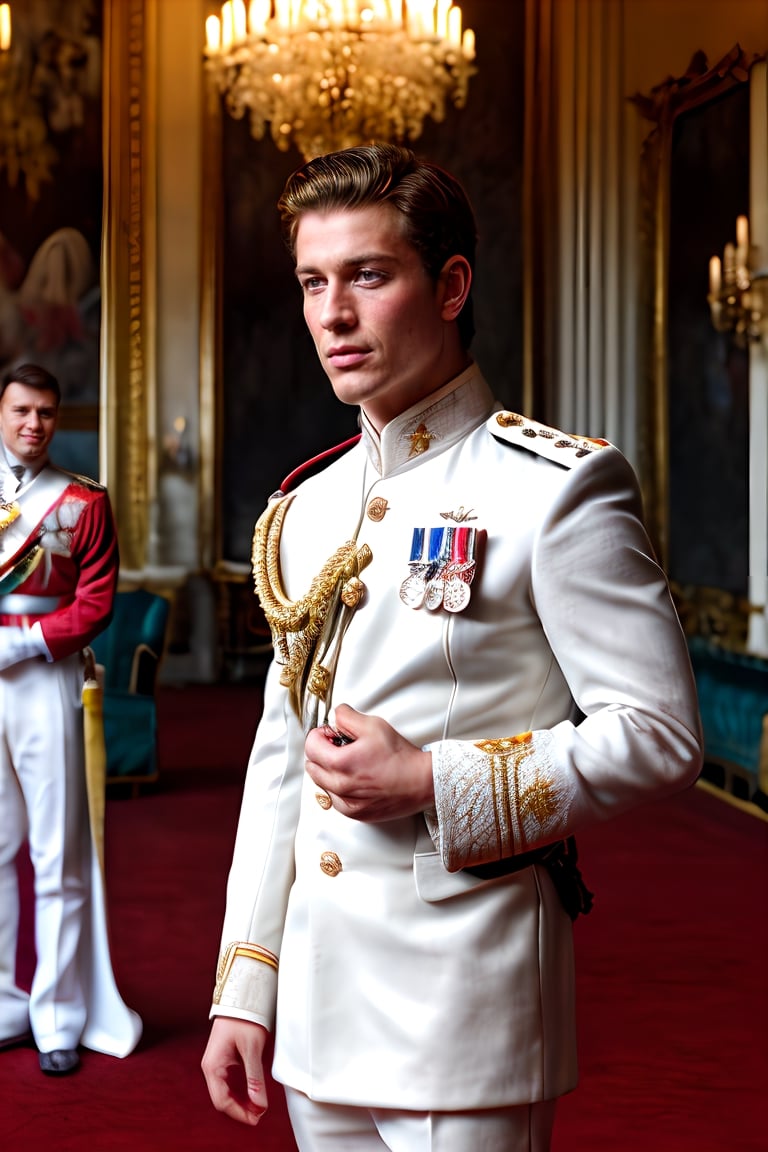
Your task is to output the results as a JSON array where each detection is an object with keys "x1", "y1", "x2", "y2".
[
  {"x1": 0, "y1": 653, "x2": 91, "y2": 1052},
  {"x1": 285, "y1": 1089, "x2": 557, "y2": 1152}
]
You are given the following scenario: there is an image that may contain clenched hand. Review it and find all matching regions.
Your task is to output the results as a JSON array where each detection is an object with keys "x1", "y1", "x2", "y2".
[{"x1": 304, "y1": 703, "x2": 434, "y2": 822}]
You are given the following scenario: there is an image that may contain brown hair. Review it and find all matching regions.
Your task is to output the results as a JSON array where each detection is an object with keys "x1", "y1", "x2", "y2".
[
  {"x1": 1, "y1": 362, "x2": 61, "y2": 404},
  {"x1": 278, "y1": 143, "x2": 477, "y2": 348}
]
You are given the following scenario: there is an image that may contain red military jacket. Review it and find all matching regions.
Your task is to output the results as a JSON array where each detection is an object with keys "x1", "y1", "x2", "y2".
[{"x1": 0, "y1": 464, "x2": 119, "y2": 659}]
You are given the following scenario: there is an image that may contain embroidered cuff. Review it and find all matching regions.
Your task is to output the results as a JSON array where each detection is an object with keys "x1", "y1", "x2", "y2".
[
  {"x1": 428, "y1": 730, "x2": 570, "y2": 870},
  {"x1": 213, "y1": 942, "x2": 279, "y2": 1023}
]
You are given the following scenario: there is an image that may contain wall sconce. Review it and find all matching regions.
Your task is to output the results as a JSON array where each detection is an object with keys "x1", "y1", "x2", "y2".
[
  {"x1": 162, "y1": 416, "x2": 194, "y2": 472},
  {"x1": 708, "y1": 215, "x2": 768, "y2": 345}
]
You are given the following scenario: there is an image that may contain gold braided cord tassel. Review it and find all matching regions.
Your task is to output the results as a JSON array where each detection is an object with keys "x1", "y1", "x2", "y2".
[{"x1": 251, "y1": 494, "x2": 372, "y2": 716}]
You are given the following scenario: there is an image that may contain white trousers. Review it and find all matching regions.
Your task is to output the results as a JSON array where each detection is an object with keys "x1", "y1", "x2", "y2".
[
  {"x1": 0, "y1": 654, "x2": 90, "y2": 1051},
  {"x1": 285, "y1": 1089, "x2": 557, "y2": 1152}
]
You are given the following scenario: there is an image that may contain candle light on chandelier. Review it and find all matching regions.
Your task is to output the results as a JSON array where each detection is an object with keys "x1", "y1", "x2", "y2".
[
  {"x1": 203, "y1": 0, "x2": 477, "y2": 160},
  {"x1": 708, "y1": 214, "x2": 768, "y2": 346},
  {"x1": 0, "y1": 4, "x2": 11, "y2": 52}
]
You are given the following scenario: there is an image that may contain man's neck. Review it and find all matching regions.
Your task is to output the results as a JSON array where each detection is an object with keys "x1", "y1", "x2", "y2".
[
  {"x1": 361, "y1": 353, "x2": 473, "y2": 435},
  {"x1": 3, "y1": 445, "x2": 48, "y2": 475}
]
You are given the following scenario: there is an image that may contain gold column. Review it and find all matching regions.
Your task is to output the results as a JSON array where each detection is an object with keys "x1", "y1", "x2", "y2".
[{"x1": 100, "y1": 0, "x2": 156, "y2": 571}]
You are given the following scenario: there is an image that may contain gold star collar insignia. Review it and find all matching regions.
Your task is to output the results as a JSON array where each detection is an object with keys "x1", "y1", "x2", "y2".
[{"x1": 408, "y1": 422, "x2": 436, "y2": 457}]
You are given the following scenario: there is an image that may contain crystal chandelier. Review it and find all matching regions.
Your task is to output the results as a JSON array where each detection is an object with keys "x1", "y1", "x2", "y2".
[
  {"x1": 708, "y1": 215, "x2": 768, "y2": 346},
  {"x1": 203, "y1": 0, "x2": 476, "y2": 159}
]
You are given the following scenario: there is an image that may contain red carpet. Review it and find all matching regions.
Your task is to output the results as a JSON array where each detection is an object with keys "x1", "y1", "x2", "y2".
[{"x1": 3, "y1": 683, "x2": 767, "y2": 1151}]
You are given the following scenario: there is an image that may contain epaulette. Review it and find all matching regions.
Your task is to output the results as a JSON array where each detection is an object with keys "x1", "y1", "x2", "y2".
[
  {"x1": 60, "y1": 468, "x2": 106, "y2": 492},
  {"x1": 488, "y1": 411, "x2": 610, "y2": 468},
  {"x1": 272, "y1": 432, "x2": 362, "y2": 497}
]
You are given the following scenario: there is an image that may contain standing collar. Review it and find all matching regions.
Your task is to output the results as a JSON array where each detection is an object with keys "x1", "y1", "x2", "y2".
[
  {"x1": 359, "y1": 364, "x2": 496, "y2": 477},
  {"x1": 3, "y1": 446, "x2": 47, "y2": 480}
]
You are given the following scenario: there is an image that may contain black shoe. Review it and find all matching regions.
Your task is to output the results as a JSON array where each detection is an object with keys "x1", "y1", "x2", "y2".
[{"x1": 39, "y1": 1049, "x2": 80, "y2": 1076}]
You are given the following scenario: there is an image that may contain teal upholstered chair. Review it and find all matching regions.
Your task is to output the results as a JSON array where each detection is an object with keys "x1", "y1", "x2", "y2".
[
  {"x1": 688, "y1": 635, "x2": 768, "y2": 803},
  {"x1": 90, "y1": 589, "x2": 171, "y2": 792}
]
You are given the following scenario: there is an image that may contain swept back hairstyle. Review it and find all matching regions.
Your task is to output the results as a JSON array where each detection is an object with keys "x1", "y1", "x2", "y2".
[
  {"x1": 277, "y1": 142, "x2": 478, "y2": 349},
  {"x1": 0, "y1": 362, "x2": 61, "y2": 403}
]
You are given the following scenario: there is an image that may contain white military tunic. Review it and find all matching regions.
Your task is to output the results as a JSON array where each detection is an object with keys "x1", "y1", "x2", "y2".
[{"x1": 211, "y1": 365, "x2": 702, "y2": 1110}]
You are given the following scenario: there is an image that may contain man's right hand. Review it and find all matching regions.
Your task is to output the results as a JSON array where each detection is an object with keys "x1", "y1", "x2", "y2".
[{"x1": 201, "y1": 1017, "x2": 269, "y2": 1126}]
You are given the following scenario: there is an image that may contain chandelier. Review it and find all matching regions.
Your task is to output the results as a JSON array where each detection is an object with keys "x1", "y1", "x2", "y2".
[
  {"x1": 708, "y1": 215, "x2": 768, "y2": 346},
  {"x1": 203, "y1": 0, "x2": 476, "y2": 159}
]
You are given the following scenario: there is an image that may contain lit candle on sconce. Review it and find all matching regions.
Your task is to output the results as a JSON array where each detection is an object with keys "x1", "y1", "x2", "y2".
[
  {"x1": 709, "y1": 255, "x2": 721, "y2": 297},
  {"x1": 447, "y1": 5, "x2": 462, "y2": 48},
  {"x1": 0, "y1": 3, "x2": 11, "y2": 52},
  {"x1": 205, "y1": 15, "x2": 222, "y2": 52},
  {"x1": 708, "y1": 212, "x2": 767, "y2": 344},
  {"x1": 723, "y1": 242, "x2": 736, "y2": 283},
  {"x1": 220, "y1": 2, "x2": 235, "y2": 49},
  {"x1": 736, "y1": 213, "x2": 749, "y2": 271},
  {"x1": 436, "y1": 0, "x2": 452, "y2": 40}
]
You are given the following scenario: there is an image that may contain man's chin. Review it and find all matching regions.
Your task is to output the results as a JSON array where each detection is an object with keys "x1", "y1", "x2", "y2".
[{"x1": 328, "y1": 377, "x2": 373, "y2": 408}]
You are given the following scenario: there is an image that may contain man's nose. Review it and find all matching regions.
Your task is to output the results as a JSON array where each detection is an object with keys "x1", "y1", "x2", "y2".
[{"x1": 320, "y1": 284, "x2": 354, "y2": 330}]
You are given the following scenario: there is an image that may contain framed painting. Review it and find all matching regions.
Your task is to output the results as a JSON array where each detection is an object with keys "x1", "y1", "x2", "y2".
[
  {"x1": 0, "y1": 0, "x2": 154, "y2": 571},
  {"x1": 634, "y1": 48, "x2": 753, "y2": 602},
  {"x1": 634, "y1": 47, "x2": 768, "y2": 649}
]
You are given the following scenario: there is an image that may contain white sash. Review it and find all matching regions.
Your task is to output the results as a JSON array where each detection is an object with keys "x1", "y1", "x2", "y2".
[{"x1": 0, "y1": 467, "x2": 71, "y2": 575}]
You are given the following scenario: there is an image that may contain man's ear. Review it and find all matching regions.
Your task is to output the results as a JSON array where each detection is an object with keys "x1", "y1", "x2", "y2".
[{"x1": 438, "y1": 256, "x2": 472, "y2": 322}]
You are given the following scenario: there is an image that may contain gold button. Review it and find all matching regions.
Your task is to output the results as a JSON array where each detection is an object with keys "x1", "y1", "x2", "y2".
[
  {"x1": 341, "y1": 575, "x2": 364, "y2": 608},
  {"x1": 315, "y1": 791, "x2": 332, "y2": 810},
  {"x1": 320, "y1": 851, "x2": 342, "y2": 877},
  {"x1": 366, "y1": 497, "x2": 388, "y2": 522}
]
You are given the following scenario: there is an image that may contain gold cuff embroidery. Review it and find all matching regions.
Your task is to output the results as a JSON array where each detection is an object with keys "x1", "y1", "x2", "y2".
[
  {"x1": 432, "y1": 729, "x2": 572, "y2": 868},
  {"x1": 214, "y1": 941, "x2": 279, "y2": 1004}
]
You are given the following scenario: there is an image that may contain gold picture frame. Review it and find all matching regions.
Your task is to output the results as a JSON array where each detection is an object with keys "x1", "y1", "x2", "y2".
[
  {"x1": 0, "y1": 0, "x2": 154, "y2": 571},
  {"x1": 632, "y1": 45, "x2": 753, "y2": 570}
]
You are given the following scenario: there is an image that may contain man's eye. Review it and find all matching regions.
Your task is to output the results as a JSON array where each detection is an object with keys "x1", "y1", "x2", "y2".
[
  {"x1": 357, "y1": 269, "x2": 382, "y2": 284},
  {"x1": 301, "y1": 277, "x2": 324, "y2": 292}
]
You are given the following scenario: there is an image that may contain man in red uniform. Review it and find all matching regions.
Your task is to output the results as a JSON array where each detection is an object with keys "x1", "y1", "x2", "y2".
[{"x1": 0, "y1": 362, "x2": 141, "y2": 1075}]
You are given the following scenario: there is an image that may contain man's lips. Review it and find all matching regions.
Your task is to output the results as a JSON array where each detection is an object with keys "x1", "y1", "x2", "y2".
[{"x1": 325, "y1": 346, "x2": 370, "y2": 369}]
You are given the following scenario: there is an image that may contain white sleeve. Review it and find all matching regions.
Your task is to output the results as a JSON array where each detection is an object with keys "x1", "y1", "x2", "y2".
[
  {"x1": 210, "y1": 658, "x2": 305, "y2": 1030},
  {"x1": 425, "y1": 447, "x2": 703, "y2": 872}
]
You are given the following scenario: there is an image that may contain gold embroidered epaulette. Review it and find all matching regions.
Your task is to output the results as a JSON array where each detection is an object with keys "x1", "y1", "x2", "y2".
[
  {"x1": 489, "y1": 411, "x2": 610, "y2": 467},
  {"x1": 59, "y1": 468, "x2": 106, "y2": 492}
]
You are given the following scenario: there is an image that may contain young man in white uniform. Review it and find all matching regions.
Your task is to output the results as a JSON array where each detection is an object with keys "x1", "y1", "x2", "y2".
[
  {"x1": 0, "y1": 363, "x2": 141, "y2": 1075},
  {"x1": 202, "y1": 145, "x2": 702, "y2": 1150}
]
